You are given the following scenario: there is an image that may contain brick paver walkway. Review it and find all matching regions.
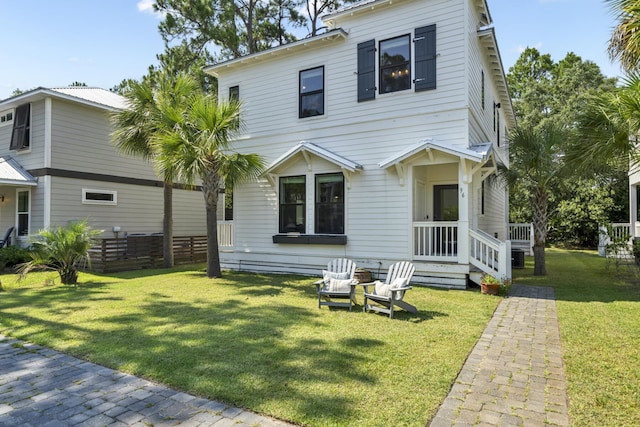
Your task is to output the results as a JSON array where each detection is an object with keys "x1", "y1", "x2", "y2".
[
  {"x1": 0, "y1": 335, "x2": 294, "y2": 427},
  {"x1": 429, "y1": 285, "x2": 570, "y2": 427}
]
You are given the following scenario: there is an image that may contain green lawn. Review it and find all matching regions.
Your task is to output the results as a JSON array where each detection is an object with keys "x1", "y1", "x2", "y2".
[
  {"x1": 0, "y1": 265, "x2": 499, "y2": 426},
  {"x1": 513, "y1": 248, "x2": 640, "y2": 427}
]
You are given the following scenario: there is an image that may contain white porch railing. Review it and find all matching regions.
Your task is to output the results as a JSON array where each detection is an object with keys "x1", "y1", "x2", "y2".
[
  {"x1": 470, "y1": 229, "x2": 512, "y2": 279},
  {"x1": 217, "y1": 221, "x2": 234, "y2": 247},
  {"x1": 413, "y1": 221, "x2": 458, "y2": 262},
  {"x1": 509, "y1": 223, "x2": 534, "y2": 256},
  {"x1": 598, "y1": 223, "x2": 631, "y2": 257}
]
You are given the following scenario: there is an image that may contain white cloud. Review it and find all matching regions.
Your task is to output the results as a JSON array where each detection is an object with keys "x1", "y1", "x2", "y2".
[{"x1": 137, "y1": 0, "x2": 164, "y2": 18}]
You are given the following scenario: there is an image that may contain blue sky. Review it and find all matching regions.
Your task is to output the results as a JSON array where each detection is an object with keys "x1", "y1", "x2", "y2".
[{"x1": 0, "y1": 0, "x2": 624, "y2": 100}]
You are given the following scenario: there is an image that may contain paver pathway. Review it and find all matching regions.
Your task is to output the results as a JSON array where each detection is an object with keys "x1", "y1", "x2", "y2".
[
  {"x1": 0, "y1": 334, "x2": 294, "y2": 427},
  {"x1": 429, "y1": 285, "x2": 570, "y2": 427}
]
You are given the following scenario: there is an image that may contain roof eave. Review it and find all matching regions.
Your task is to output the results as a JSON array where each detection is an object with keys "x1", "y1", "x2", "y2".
[
  {"x1": 477, "y1": 27, "x2": 516, "y2": 128},
  {"x1": 204, "y1": 29, "x2": 348, "y2": 76},
  {"x1": 0, "y1": 88, "x2": 123, "y2": 112}
]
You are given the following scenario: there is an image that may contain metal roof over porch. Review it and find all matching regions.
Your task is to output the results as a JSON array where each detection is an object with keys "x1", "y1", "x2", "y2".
[
  {"x1": 378, "y1": 139, "x2": 494, "y2": 169},
  {"x1": 0, "y1": 157, "x2": 37, "y2": 186}
]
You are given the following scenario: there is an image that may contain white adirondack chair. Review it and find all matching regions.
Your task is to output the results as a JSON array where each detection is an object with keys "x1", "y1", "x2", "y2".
[
  {"x1": 363, "y1": 261, "x2": 417, "y2": 318},
  {"x1": 314, "y1": 258, "x2": 358, "y2": 311}
]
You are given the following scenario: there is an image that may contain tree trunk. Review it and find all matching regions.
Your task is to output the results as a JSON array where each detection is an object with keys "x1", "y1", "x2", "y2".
[
  {"x1": 202, "y1": 170, "x2": 221, "y2": 278},
  {"x1": 163, "y1": 181, "x2": 174, "y2": 268},
  {"x1": 60, "y1": 267, "x2": 78, "y2": 285},
  {"x1": 532, "y1": 186, "x2": 548, "y2": 276}
]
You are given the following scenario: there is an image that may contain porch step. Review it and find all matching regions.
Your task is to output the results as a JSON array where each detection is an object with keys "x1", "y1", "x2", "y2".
[
  {"x1": 469, "y1": 270, "x2": 484, "y2": 286},
  {"x1": 411, "y1": 266, "x2": 468, "y2": 290}
]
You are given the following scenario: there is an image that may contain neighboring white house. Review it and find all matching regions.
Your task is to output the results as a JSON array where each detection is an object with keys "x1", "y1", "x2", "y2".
[
  {"x1": 0, "y1": 87, "x2": 206, "y2": 246},
  {"x1": 205, "y1": 0, "x2": 516, "y2": 288}
]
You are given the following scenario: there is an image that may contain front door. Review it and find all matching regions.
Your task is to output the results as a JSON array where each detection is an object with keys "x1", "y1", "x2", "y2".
[
  {"x1": 432, "y1": 184, "x2": 458, "y2": 256},
  {"x1": 433, "y1": 184, "x2": 458, "y2": 221}
]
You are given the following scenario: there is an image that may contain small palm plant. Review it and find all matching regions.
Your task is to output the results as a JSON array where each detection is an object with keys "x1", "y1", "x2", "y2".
[{"x1": 19, "y1": 221, "x2": 101, "y2": 286}]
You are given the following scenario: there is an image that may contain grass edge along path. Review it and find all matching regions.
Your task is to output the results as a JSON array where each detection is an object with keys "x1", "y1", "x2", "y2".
[
  {"x1": 513, "y1": 248, "x2": 640, "y2": 427},
  {"x1": 0, "y1": 265, "x2": 499, "y2": 426}
]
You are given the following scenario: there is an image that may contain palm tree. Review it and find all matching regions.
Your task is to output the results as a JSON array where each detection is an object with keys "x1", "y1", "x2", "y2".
[
  {"x1": 18, "y1": 221, "x2": 101, "y2": 285},
  {"x1": 568, "y1": 74, "x2": 640, "y2": 174},
  {"x1": 498, "y1": 124, "x2": 567, "y2": 276},
  {"x1": 111, "y1": 75, "x2": 191, "y2": 268},
  {"x1": 608, "y1": 0, "x2": 640, "y2": 74},
  {"x1": 152, "y1": 74, "x2": 264, "y2": 278}
]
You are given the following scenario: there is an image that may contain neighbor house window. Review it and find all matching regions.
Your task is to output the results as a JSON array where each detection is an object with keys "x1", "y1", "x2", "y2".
[
  {"x1": 10, "y1": 104, "x2": 30, "y2": 151},
  {"x1": 315, "y1": 173, "x2": 344, "y2": 234},
  {"x1": 279, "y1": 176, "x2": 306, "y2": 233},
  {"x1": 17, "y1": 189, "x2": 30, "y2": 236},
  {"x1": 0, "y1": 110, "x2": 13, "y2": 127},
  {"x1": 379, "y1": 35, "x2": 411, "y2": 94},
  {"x1": 299, "y1": 66, "x2": 324, "y2": 118},
  {"x1": 82, "y1": 189, "x2": 117, "y2": 205},
  {"x1": 229, "y1": 85, "x2": 239, "y2": 102}
]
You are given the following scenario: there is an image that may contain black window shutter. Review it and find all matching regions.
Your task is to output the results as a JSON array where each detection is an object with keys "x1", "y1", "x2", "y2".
[
  {"x1": 414, "y1": 24, "x2": 436, "y2": 92},
  {"x1": 10, "y1": 104, "x2": 30, "y2": 150},
  {"x1": 357, "y1": 40, "x2": 376, "y2": 102}
]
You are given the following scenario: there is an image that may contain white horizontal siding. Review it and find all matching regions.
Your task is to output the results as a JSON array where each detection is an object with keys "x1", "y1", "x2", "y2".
[
  {"x1": 213, "y1": 0, "x2": 511, "y2": 277},
  {"x1": 219, "y1": 0, "x2": 467, "y2": 142}
]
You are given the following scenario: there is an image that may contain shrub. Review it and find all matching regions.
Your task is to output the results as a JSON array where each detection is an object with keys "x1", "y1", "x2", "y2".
[
  {"x1": 18, "y1": 221, "x2": 101, "y2": 285},
  {"x1": 0, "y1": 246, "x2": 31, "y2": 270}
]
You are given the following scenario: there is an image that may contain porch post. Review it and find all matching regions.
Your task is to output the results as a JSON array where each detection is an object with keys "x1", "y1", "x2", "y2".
[
  {"x1": 630, "y1": 183, "x2": 637, "y2": 238},
  {"x1": 458, "y1": 160, "x2": 471, "y2": 265}
]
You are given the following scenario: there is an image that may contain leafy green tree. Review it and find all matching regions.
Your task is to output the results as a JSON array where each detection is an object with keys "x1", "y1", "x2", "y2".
[
  {"x1": 305, "y1": 0, "x2": 356, "y2": 36},
  {"x1": 154, "y1": 0, "x2": 304, "y2": 61},
  {"x1": 498, "y1": 124, "x2": 567, "y2": 275},
  {"x1": 551, "y1": 175, "x2": 627, "y2": 247},
  {"x1": 18, "y1": 221, "x2": 101, "y2": 285},
  {"x1": 151, "y1": 74, "x2": 264, "y2": 278},
  {"x1": 506, "y1": 48, "x2": 621, "y2": 249}
]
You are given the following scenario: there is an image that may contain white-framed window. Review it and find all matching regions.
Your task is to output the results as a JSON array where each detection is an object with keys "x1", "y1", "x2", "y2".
[
  {"x1": 0, "y1": 109, "x2": 13, "y2": 127},
  {"x1": 16, "y1": 189, "x2": 30, "y2": 237},
  {"x1": 82, "y1": 189, "x2": 117, "y2": 205}
]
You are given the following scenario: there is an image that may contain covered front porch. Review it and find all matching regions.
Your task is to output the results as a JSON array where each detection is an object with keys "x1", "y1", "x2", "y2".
[
  {"x1": 379, "y1": 139, "x2": 512, "y2": 282},
  {"x1": 0, "y1": 157, "x2": 39, "y2": 247}
]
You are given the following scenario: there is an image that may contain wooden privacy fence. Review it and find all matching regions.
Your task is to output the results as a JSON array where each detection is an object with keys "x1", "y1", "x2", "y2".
[{"x1": 89, "y1": 235, "x2": 208, "y2": 273}]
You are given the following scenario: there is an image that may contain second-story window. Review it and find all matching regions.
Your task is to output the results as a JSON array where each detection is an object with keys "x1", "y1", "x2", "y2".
[
  {"x1": 379, "y1": 35, "x2": 411, "y2": 94},
  {"x1": 10, "y1": 104, "x2": 30, "y2": 151},
  {"x1": 299, "y1": 66, "x2": 324, "y2": 118}
]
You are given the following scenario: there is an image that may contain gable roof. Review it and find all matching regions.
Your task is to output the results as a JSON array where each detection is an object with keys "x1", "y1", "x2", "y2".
[
  {"x1": 379, "y1": 139, "x2": 493, "y2": 169},
  {"x1": 265, "y1": 141, "x2": 363, "y2": 174},
  {"x1": 0, "y1": 87, "x2": 126, "y2": 111}
]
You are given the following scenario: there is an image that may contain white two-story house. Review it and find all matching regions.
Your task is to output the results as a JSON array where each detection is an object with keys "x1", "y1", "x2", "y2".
[{"x1": 205, "y1": 0, "x2": 515, "y2": 287}]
